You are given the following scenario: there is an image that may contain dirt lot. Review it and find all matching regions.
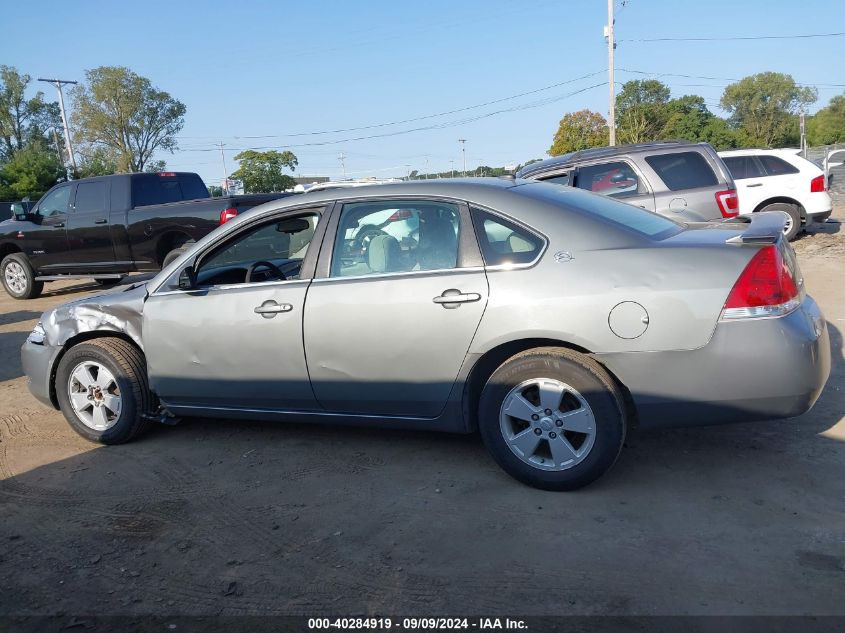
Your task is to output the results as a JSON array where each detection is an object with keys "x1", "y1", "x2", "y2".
[{"x1": 0, "y1": 213, "x2": 843, "y2": 619}]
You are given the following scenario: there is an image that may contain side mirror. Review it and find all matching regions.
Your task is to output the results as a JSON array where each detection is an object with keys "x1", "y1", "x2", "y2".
[
  {"x1": 178, "y1": 266, "x2": 197, "y2": 290},
  {"x1": 11, "y1": 203, "x2": 27, "y2": 220}
]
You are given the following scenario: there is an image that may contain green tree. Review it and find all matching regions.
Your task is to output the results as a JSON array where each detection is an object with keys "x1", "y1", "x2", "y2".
[
  {"x1": 549, "y1": 109, "x2": 609, "y2": 155},
  {"x1": 720, "y1": 72, "x2": 816, "y2": 147},
  {"x1": 616, "y1": 79, "x2": 671, "y2": 143},
  {"x1": 0, "y1": 65, "x2": 62, "y2": 161},
  {"x1": 0, "y1": 144, "x2": 65, "y2": 199},
  {"x1": 70, "y1": 66, "x2": 186, "y2": 172},
  {"x1": 660, "y1": 95, "x2": 739, "y2": 149},
  {"x1": 76, "y1": 146, "x2": 118, "y2": 178},
  {"x1": 230, "y1": 149, "x2": 298, "y2": 192},
  {"x1": 807, "y1": 94, "x2": 845, "y2": 145}
]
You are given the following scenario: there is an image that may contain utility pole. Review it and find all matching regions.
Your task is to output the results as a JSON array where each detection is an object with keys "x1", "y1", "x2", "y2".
[
  {"x1": 338, "y1": 152, "x2": 347, "y2": 180},
  {"x1": 449, "y1": 159, "x2": 455, "y2": 178},
  {"x1": 800, "y1": 113, "x2": 807, "y2": 158},
  {"x1": 424, "y1": 156, "x2": 430, "y2": 179},
  {"x1": 50, "y1": 128, "x2": 64, "y2": 165},
  {"x1": 38, "y1": 78, "x2": 78, "y2": 174},
  {"x1": 217, "y1": 142, "x2": 228, "y2": 192},
  {"x1": 605, "y1": 0, "x2": 616, "y2": 146},
  {"x1": 458, "y1": 139, "x2": 467, "y2": 176},
  {"x1": 405, "y1": 164, "x2": 412, "y2": 181}
]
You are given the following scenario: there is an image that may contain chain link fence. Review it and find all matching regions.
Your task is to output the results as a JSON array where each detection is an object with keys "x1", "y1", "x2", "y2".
[{"x1": 807, "y1": 144, "x2": 845, "y2": 204}]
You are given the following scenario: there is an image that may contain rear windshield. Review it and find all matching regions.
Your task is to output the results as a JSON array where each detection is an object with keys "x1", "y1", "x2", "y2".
[
  {"x1": 518, "y1": 183, "x2": 682, "y2": 239},
  {"x1": 645, "y1": 151, "x2": 718, "y2": 191},
  {"x1": 131, "y1": 173, "x2": 209, "y2": 207}
]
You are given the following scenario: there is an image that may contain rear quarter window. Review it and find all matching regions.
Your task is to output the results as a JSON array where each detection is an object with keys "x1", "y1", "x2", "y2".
[
  {"x1": 645, "y1": 151, "x2": 718, "y2": 191},
  {"x1": 132, "y1": 174, "x2": 209, "y2": 207}
]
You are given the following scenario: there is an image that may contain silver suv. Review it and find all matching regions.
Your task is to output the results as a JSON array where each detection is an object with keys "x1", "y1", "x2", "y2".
[{"x1": 516, "y1": 141, "x2": 738, "y2": 222}]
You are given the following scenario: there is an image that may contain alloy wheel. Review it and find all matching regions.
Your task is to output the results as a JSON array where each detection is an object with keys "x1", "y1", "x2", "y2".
[{"x1": 67, "y1": 361, "x2": 122, "y2": 431}]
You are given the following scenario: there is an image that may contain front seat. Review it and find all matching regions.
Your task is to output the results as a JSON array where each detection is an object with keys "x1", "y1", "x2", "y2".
[{"x1": 368, "y1": 234, "x2": 402, "y2": 273}]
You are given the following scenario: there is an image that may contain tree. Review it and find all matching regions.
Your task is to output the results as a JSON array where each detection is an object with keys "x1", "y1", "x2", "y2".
[
  {"x1": 807, "y1": 94, "x2": 845, "y2": 145},
  {"x1": 548, "y1": 109, "x2": 609, "y2": 155},
  {"x1": 660, "y1": 95, "x2": 739, "y2": 149},
  {"x1": 70, "y1": 66, "x2": 186, "y2": 172},
  {"x1": 0, "y1": 65, "x2": 61, "y2": 161},
  {"x1": 0, "y1": 144, "x2": 65, "y2": 199},
  {"x1": 616, "y1": 80, "x2": 672, "y2": 143},
  {"x1": 76, "y1": 146, "x2": 118, "y2": 178},
  {"x1": 720, "y1": 72, "x2": 816, "y2": 147},
  {"x1": 230, "y1": 150, "x2": 298, "y2": 193}
]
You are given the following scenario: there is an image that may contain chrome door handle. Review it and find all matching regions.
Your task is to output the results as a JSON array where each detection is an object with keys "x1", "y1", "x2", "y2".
[
  {"x1": 254, "y1": 300, "x2": 293, "y2": 318},
  {"x1": 746, "y1": 183, "x2": 763, "y2": 188},
  {"x1": 433, "y1": 289, "x2": 482, "y2": 308}
]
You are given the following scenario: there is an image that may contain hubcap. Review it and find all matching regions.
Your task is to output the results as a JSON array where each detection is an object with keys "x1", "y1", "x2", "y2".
[
  {"x1": 67, "y1": 361, "x2": 122, "y2": 431},
  {"x1": 4, "y1": 261, "x2": 27, "y2": 294},
  {"x1": 499, "y1": 378, "x2": 596, "y2": 471}
]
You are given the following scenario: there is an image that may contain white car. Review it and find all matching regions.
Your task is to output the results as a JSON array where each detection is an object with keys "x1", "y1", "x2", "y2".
[{"x1": 719, "y1": 149, "x2": 833, "y2": 240}]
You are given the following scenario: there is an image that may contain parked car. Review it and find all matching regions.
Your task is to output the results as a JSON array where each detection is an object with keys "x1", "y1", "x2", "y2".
[
  {"x1": 516, "y1": 141, "x2": 739, "y2": 222},
  {"x1": 0, "y1": 172, "x2": 293, "y2": 299},
  {"x1": 21, "y1": 179, "x2": 830, "y2": 491},
  {"x1": 719, "y1": 149, "x2": 833, "y2": 240}
]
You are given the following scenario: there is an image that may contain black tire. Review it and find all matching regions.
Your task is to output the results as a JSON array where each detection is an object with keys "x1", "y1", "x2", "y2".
[
  {"x1": 760, "y1": 203, "x2": 801, "y2": 241},
  {"x1": 1, "y1": 253, "x2": 43, "y2": 300},
  {"x1": 162, "y1": 246, "x2": 188, "y2": 269},
  {"x1": 55, "y1": 338, "x2": 155, "y2": 444},
  {"x1": 478, "y1": 347, "x2": 626, "y2": 491}
]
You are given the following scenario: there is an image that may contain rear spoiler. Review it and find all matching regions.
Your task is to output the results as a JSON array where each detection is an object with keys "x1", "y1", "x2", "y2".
[{"x1": 724, "y1": 211, "x2": 787, "y2": 246}]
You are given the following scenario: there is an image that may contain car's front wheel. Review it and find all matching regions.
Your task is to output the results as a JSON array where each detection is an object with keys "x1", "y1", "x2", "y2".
[
  {"x1": 1, "y1": 253, "x2": 43, "y2": 300},
  {"x1": 478, "y1": 348, "x2": 626, "y2": 491},
  {"x1": 55, "y1": 338, "x2": 154, "y2": 444}
]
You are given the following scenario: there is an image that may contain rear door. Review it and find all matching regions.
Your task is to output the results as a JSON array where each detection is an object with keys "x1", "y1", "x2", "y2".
[
  {"x1": 644, "y1": 150, "x2": 723, "y2": 220},
  {"x1": 757, "y1": 154, "x2": 803, "y2": 201},
  {"x1": 303, "y1": 197, "x2": 488, "y2": 417},
  {"x1": 65, "y1": 178, "x2": 116, "y2": 268},
  {"x1": 722, "y1": 155, "x2": 768, "y2": 213},
  {"x1": 571, "y1": 160, "x2": 656, "y2": 211}
]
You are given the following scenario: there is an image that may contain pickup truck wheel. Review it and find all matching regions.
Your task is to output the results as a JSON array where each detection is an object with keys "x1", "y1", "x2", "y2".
[
  {"x1": 162, "y1": 245, "x2": 191, "y2": 268},
  {"x1": 478, "y1": 347, "x2": 626, "y2": 491},
  {"x1": 1, "y1": 253, "x2": 43, "y2": 300},
  {"x1": 55, "y1": 338, "x2": 154, "y2": 444},
  {"x1": 760, "y1": 203, "x2": 801, "y2": 241}
]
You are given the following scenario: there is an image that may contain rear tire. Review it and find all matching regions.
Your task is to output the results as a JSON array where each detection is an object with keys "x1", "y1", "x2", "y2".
[
  {"x1": 478, "y1": 347, "x2": 626, "y2": 491},
  {"x1": 1, "y1": 253, "x2": 43, "y2": 300},
  {"x1": 760, "y1": 203, "x2": 801, "y2": 241},
  {"x1": 55, "y1": 338, "x2": 155, "y2": 444}
]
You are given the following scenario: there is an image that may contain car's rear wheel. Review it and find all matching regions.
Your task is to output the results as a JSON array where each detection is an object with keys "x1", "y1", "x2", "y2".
[
  {"x1": 1, "y1": 253, "x2": 43, "y2": 300},
  {"x1": 760, "y1": 203, "x2": 801, "y2": 241},
  {"x1": 478, "y1": 347, "x2": 626, "y2": 491},
  {"x1": 55, "y1": 338, "x2": 154, "y2": 444}
]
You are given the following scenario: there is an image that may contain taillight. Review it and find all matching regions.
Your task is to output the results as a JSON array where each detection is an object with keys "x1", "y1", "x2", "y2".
[
  {"x1": 387, "y1": 209, "x2": 412, "y2": 221},
  {"x1": 721, "y1": 245, "x2": 800, "y2": 319},
  {"x1": 810, "y1": 175, "x2": 826, "y2": 193},
  {"x1": 715, "y1": 189, "x2": 739, "y2": 218},
  {"x1": 158, "y1": 172, "x2": 176, "y2": 177},
  {"x1": 219, "y1": 208, "x2": 238, "y2": 225}
]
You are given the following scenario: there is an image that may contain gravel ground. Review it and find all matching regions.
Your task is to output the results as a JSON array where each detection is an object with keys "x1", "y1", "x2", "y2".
[{"x1": 0, "y1": 209, "x2": 843, "y2": 619}]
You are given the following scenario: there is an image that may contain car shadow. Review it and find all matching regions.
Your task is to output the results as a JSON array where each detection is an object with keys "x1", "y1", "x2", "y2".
[
  {"x1": 0, "y1": 310, "x2": 41, "y2": 326},
  {"x1": 0, "y1": 330, "x2": 28, "y2": 381}
]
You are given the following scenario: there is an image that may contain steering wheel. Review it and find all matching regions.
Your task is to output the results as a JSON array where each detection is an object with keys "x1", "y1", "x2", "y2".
[{"x1": 245, "y1": 260, "x2": 286, "y2": 283}]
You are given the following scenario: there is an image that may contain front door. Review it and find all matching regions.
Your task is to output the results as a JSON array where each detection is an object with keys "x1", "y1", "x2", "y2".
[
  {"x1": 65, "y1": 178, "x2": 116, "y2": 268},
  {"x1": 143, "y1": 210, "x2": 324, "y2": 411},
  {"x1": 304, "y1": 198, "x2": 488, "y2": 417},
  {"x1": 25, "y1": 183, "x2": 72, "y2": 269}
]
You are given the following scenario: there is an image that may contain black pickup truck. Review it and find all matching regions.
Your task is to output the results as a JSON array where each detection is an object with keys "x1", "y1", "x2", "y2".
[{"x1": 0, "y1": 172, "x2": 292, "y2": 299}]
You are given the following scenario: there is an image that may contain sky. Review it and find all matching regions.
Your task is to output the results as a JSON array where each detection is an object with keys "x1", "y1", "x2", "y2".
[{"x1": 4, "y1": 0, "x2": 844, "y2": 187}]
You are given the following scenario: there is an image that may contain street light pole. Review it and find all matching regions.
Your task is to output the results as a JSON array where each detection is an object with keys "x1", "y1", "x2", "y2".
[
  {"x1": 458, "y1": 139, "x2": 467, "y2": 176},
  {"x1": 449, "y1": 159, "x2": 455, "y2": 178},
  {"x1": 605, "y1": 0, "x2": 616, "y2": 146},
  {"x1": 38, "y1": 78, "x2": 78, "y2": 174}
]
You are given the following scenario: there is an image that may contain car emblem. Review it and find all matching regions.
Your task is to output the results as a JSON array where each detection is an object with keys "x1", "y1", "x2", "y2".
[{"x1": 554, "y1": 251, "x2": 574, "y2": 263}]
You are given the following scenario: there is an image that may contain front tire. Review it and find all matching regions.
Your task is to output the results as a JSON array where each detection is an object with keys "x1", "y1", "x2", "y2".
[
  {"x1": 760, "y1": 203, "x2": 801, "y2": 241},
  {"x1": 55, "y1": 338, "x2": 154, "y2": 444},
  {"x1": 478, "y1": 348, "x2": 626, "y2": 491},
  {"x1": 1, "y1": 253, "x2": 43, "y2": 299}
]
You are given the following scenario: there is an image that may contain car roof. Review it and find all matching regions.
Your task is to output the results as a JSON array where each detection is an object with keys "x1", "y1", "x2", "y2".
[
  {"x1": 718, "y1": 148, "x2": 802, "y2": 157},
  {"x1": 517, "y1": 141, "x2": 708, "y2": 177}
]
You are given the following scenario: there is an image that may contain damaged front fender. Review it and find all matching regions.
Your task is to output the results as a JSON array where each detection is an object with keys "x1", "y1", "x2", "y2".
[{"x1": 42, "y1": 283, "x2": 149, "y2": 349}]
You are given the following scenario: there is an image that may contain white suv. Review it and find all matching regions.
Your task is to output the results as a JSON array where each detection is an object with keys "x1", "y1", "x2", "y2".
[{"x1": 719, "y1": 149, "x2": 833, "y2": 240}]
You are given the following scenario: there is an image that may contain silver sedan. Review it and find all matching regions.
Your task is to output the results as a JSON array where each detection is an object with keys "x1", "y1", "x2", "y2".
[{"x1": 21, "y1": 179, "x2": 831, "y2": 490}]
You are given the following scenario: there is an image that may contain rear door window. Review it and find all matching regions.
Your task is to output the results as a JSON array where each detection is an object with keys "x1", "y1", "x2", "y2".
[
  {"x1": 723, "y1": 156, "x2": 765, "y2": 180},
  {"x1": 758, "y1": 155, "x2": 800, "y2": 176},
  {"x1": 472, "y1": 209, "x2": 545, "y2": 266},
  {"x1": 74, "y1": 181, "x2": 108, "y2": 213},
  {"x1": 645, "y1": 151, "x2": 718, "y2": 191},
  {"x1": 538, "y1": 172, "x2": 571, "y2": 186},
  {"x1": 574, "y1": 161, "x2": 642, "y2": 198}
]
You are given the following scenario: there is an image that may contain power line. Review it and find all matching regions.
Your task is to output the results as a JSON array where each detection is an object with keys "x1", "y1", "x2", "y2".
[
  {"x1": 617, "y1": 68, "x2": 845, "y2": 88},
  {"x1": 620, "y1": 31, "x2": 845, "y2": 43},
  {"x1": 176, "y1": 70, "x2": 605, "y2": 141}
]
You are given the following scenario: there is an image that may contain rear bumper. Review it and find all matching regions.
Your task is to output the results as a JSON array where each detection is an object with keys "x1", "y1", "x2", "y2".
[
  {"x1": 21, "y1": 340, "x2": 61, "y2": 408},
  {"x1": 596, "y1": 296, "x2": 831, "y2": 428},
  {"x1": 807, "y1": 210, "x2": 832, "y2": 224}
]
